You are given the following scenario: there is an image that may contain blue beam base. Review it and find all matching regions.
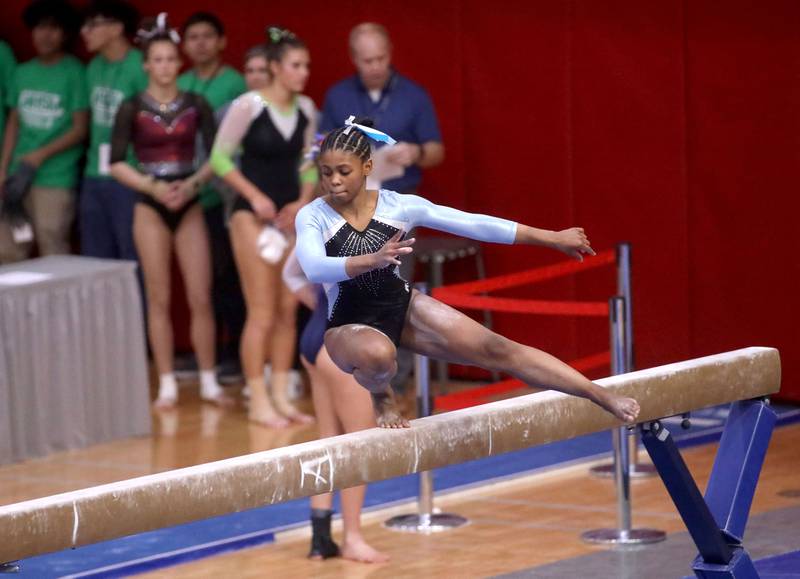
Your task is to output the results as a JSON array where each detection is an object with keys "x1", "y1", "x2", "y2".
[
  {"x1": 641, "y1": 399, "x2": 776, "y2": 579},
  {"x1": 704, "y1": 400, "x2": 777, "y2": 543},
  {"x1": 693, "y1": 548, "x2": 759, "y2": 579}
]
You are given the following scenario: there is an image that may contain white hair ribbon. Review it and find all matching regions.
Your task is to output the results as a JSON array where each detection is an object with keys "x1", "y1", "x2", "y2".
[
  {"x1": 342, "y1": 115, "x2": 397, "y2": 145},
  {"x1": 138, "y1": 12, "x2": 181, "y2": 44}
]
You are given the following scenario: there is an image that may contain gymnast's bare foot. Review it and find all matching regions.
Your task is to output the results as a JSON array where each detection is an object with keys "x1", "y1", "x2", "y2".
[
  {"x1": 600, "y1": 393, "x2": 640, "y2": 423},
  {"x1": 372, "y1": 388, "x2": 410, "y2": 428},
  {"x1": 342, "y1": 535, "x2": 390, "y2": 563},
  {"x1": 249, "y1": 401, "x2": 290, "y2": 429},
  {"x1": 273, "y1": 398, "x2": 316, "y2": 425},
  {"x1": 249, "y1": 412, "x2": 290, "y2": 429}
]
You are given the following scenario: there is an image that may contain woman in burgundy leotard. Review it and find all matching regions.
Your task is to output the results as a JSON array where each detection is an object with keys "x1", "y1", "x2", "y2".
[{"x1": 110, "y1": 14, "x2": 230, "y2": 409}]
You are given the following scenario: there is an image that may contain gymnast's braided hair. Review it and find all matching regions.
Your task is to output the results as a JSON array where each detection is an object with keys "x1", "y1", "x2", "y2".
[{"x1": 319, "y1": 117, "x2": 374, "y2": 162}]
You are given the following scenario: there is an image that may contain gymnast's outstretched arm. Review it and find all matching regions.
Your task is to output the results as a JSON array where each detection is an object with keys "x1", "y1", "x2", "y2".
[{"x1": 402, "y1": 193, "x2": 595, "y2": 261}]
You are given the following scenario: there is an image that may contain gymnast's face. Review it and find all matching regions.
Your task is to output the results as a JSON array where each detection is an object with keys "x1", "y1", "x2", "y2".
[
  {"x1": 269, "y1": 47, "x2": 311, "y2": 94},
  {"x1": 318, "y1": 150, "x2": 373, "y2": 204},
  {"x1": 144, "y1": 41, "x2": 182, "y2": 86}
]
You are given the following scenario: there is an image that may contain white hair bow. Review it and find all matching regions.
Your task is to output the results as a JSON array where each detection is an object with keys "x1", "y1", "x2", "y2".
[
  {"x1": 342, "y1": 115, "x2": 397, "y2": 145},
  {"x1": 138, "y1": 12, "x2": 181, "y2": 44}
]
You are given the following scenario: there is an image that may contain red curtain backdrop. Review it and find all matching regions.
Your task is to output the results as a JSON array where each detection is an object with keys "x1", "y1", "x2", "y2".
[{"x1": 2, "y1": 1, "x2": 797, "y2": 400}]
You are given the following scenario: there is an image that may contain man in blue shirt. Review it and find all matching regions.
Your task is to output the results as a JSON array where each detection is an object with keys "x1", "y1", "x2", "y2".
[{"x1": 320, "y1": 22, "x2": 444, "y2": 194}]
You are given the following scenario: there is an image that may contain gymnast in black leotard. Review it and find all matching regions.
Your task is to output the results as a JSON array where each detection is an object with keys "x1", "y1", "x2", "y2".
[
  {"x1": 211, "y1": 26, "x2": 318, "y2": 428},
  {"x1": 295, "y1": 117, "x2": 642, "y2": 428},
  {"x1": 109, "y1": 13, "x2": 231, "y2": 409}
]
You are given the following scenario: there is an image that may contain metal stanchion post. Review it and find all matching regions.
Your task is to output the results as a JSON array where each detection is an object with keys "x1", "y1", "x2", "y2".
[
  {"x1": 385, "y1": 284, "x2": 468, "y2": 533},
  {"x1": 590, "y1": 243, "x2": 656, "y2": 478},
  {"x1": 581, "y1": 297, "x2": 665, "y2": 545},
  {"x1": 618, "y1": 243, "x2": 656, "y2": 478}
]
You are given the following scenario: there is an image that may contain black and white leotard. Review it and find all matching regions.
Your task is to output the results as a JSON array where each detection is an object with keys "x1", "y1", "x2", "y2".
[{"x1": 294, "y1": 189, "x2": 518, "y2": 345}]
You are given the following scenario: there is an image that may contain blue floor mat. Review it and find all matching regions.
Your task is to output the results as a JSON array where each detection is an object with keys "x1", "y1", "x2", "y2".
[
  {"x1": 755, "y1": 549, "x2": 800, "y2": 578},
  {"x1": 13, "y1": 405, "x2": 800, "y2": 578}
]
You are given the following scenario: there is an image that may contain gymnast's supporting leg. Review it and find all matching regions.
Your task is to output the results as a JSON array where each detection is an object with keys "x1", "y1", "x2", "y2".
[
  {"x1": 324, "y1": 325, "x2": 409, "y2": 428},
  {"x1": 401, "y1": 291, "x2": 640, "y2": 423}
]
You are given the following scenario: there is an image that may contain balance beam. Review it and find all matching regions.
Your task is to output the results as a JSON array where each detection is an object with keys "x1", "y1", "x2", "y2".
[{"x1": 0, "y1": 347, "x2": 780, "y2": 562}]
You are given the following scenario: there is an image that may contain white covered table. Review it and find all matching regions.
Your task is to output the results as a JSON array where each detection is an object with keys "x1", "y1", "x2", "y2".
[{"x1": 0, "y1": 256, "x2": 150, "y2": 465}]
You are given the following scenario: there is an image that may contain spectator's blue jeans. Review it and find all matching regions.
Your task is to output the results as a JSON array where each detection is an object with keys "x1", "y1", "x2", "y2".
[{"x1": 79, "y1": 177, "x2": 137, "y2": 261}]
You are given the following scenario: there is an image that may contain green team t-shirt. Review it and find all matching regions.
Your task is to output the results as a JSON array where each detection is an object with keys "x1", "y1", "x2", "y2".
[
  {"x1": 178, "y1": 65, "x2": 246, "y2": 208},
  {"x1": 7, "y1": 55, "x2": 88, "y2": 189},
  {"x1": 85, "y1": 48, "x2": 147, "y2": 178},
  {"x1": 177, "y1": 65, "x2": 246, "y2": 110},
  {"x1": 0, "y1": 41, "x2": 17, "y2": 143}
]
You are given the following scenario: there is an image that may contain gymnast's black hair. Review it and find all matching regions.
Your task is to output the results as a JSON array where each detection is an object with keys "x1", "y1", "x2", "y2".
[
  {"x1": 264, "y1": 25, "x2": 306, "y2": 65},
  {"x1": 319, "y1": 117, "x2": 374, "y2": 163}
]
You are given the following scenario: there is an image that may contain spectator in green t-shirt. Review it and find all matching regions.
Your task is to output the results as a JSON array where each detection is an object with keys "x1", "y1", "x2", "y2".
[
  {"x1": 177, "y1": 11, "x2": 248, "y2": 383},
  {"x1": 0, "y1": 40, "x2": 17, "y2": 150},
  {"x1": 0, "y1": 0, "x2": 88, "y2": 263},
  {"x1": 78, "y1": 0, "x2": 146, "y2": 262},
  {"x1": 178, "y1": 12, "x2": 245, "y2": 213},
  {"x1": 178, "y1": 13, "x2": 246, "y2": 118}
]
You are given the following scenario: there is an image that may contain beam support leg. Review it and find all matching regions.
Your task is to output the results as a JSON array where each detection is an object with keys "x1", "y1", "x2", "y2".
[{"x1": 641, "y1": 398, "x2": 776, "y2": 579}]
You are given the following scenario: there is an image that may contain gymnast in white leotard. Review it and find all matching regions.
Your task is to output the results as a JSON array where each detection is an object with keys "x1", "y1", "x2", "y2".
[{"x1": 295, "y1": 117, "x2": 641, "y2": 428}]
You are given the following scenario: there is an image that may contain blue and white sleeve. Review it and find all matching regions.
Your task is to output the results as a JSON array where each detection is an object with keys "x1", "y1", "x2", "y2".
[
  {"x1": 402, "y1": 194, "x2": 518, "y2": 244},
  {"x1": 294, "y1": 205, "x2": 350, "y2": 283}
]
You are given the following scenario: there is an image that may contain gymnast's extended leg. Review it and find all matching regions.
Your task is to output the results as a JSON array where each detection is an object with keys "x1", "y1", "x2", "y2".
[{"x1": 400, "y1": 291, "x2": 640, "y2": 423}]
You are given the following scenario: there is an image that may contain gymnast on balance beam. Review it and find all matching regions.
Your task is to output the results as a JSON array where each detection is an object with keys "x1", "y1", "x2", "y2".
[{"x1": 295, "y1": 116, "x2": 640, "y2": 428}]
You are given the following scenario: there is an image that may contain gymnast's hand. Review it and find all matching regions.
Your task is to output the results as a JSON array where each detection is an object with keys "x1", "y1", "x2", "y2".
[
  {"x1": 251, "y1": 193, "x2": 277, "y2": 222},
  {"x1": 373, "y1": 230, "x2": 415, "y2": 268},
  {"x1": 151, "y1": 180, "x2": 182, "y2": 210},
  {"x1": 275, "y1": 200, "x2": 302, "y2": 233},
  {"x1": 161, "y1": 181, "x2": 192, "y2": 211},
  {"x1": 553, "y1": 228, "x2": 596, "y2": 262},
  {"x1": 167, "y1": 180, "x2": 198, "y2": 210}
]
